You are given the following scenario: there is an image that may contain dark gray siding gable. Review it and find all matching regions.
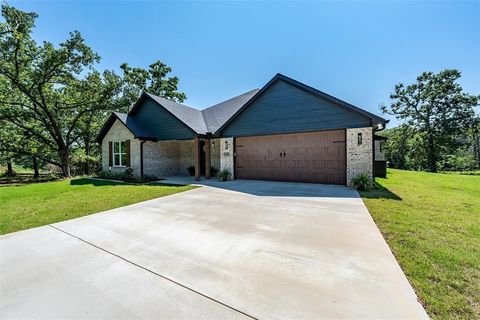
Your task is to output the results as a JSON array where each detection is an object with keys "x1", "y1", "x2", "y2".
[
  {"x1": 221, "y1": 80, "x2": 371, "y2": 137},
  {"x1": 132, "y1": 97, "x2": 196, "y2": 140}
]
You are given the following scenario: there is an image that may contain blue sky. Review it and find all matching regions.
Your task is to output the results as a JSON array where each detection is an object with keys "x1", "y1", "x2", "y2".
[{"x1": 9, "y1": 0, "x2": 480, "y2": 127}]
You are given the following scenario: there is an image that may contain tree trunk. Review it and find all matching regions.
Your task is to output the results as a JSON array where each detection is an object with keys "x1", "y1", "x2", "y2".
[
  {"x1": 32, "y1": 156, "x2": 39, "y2": 178},
  {"x1": 426, "y1": 134, "x2": 437, "y2": 172},
  {"x1": 6, "y1": 159, "x2": 14, "y2": 176},
  {"x1": 473, "y1": 130, "x2": 480, "y2": 169},
  {"x1": 84, "y1": 140, "x2": 90, "y2": 176},
  {"x1": 60, "y1": 149, "x2": 71, "y2": 178}
]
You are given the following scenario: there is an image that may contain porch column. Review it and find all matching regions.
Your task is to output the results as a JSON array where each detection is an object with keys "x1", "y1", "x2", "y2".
[
  {"x1": 194, "y1": 136, "x2": 200, "y2": 181},
  {"x1": 205, "y1": 138, "x2": 211, "y2": 179}
]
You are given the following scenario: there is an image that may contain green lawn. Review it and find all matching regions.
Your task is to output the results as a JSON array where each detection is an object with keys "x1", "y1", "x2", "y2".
[
  {"x1": 360, "y1": 169, "x2": 480, "y2": 319},
  {"x1": 0, "y1": 178, "x2": 195, "y2": 235}
]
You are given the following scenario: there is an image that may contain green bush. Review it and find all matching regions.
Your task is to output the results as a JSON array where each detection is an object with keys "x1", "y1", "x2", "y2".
[
  {"x1": 124, "y1": 167, "x2": 134, "y2": 181},
  {"x1": 218, "y1": 169, "x2": 230, "y2": 181},
  {"x1": 97, "y1": 170, "x2": 125, "y2": 181},
  {"x1": 351, "y1": 173, "x2": 374, "y2": 191},
  {"x1": 70, "y1": 149, "x2": 101, "y2": 176}
]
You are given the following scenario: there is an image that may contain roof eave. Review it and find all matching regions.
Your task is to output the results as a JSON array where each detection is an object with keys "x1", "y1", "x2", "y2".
[
  {"x1": 138, "y1": 92, "x2": 204, "y2": 135},
  {"x1": 95, "y1": 112, "x2": 151, "y2": 143}
]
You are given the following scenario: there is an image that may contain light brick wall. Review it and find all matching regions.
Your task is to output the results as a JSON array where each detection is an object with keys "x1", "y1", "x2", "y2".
[
  {"x1": 220, "y1": 137, "x2": 234, "y2": 180},
  {"x1": 101, "y1": 122, "x2": 230, "y2": 179},
  {"x1": 210, "y1": 138, "x2": 221, "y2": 175},
  {"x1": 346, "y1": 127, "x2": 373, "y2": 186},
  {"x1": 143, "y1": 140, "x2": 194, "y2": 177},
  {"x1": 101, "y1": 120, "x2": 141, "y2": 176},
  {"x1": 177, "y1": 140, "x2": 195, "y2": 176},
  {"x1": 374, "y1": 140, "x2": 385, "y2": 161}
]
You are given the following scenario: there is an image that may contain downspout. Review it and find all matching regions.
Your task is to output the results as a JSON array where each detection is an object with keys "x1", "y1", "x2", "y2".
[{"x1": 140, "y1": 140, "x2": 146, "y2": 179}]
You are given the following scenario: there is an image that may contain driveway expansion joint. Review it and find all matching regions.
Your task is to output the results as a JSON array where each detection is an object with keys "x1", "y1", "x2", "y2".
[{"x1": 48, "y1": 224, "x2": 258, "y2": 320}]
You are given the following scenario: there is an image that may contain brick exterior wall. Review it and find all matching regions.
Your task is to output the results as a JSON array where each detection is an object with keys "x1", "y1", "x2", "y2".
[
  {"x1": 210, "y1": 139, "x2": 221, "y2": 175},
  {"x1": 102, "y1": 122, "x2": 375, "y2": 184},
  {"x1": 374, "y1": 140, "x2": 386, "y2": 161},
  {"x1": 102, "y1": 122, "x2": 222, "y2": 178},
  {"x1": 142, "y1": 140, "x2": 193, "y2": 177},
  {"x1": 346, "y1": 127, "x2": 373, "y2": 186},
  {"x1": 101, "y1": 120, "x2": 141, "y2": 176},
  {"x1": 220, "y1": 137, "x2": 234, "y2": 180}
]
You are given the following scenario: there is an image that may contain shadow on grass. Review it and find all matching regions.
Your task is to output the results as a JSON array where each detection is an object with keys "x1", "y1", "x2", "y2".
[
  {"x1": 359, "y1": 182, "x2": 402, "y2": 200},
  {"x1": 70, "y1": 178, "x2": 187, "y2": 188}
]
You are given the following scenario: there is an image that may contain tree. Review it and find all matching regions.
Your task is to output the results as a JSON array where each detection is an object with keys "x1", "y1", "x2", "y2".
[
  {"x1": 381, "y1": 69, "x2": 479, "y2": 172},
  {"x1": 0, "y1": 120, "x2": 24, "y2": 176},
  {"x1": 382, "y1": 125, "x2": 412, "y2": 169},
  {"x1": 70, "y1": 60, "x2": 187, "y2": 175},
  {"x1": 119, "y1": 61, "x2": 187, "y2": 110},
  {"x1": 0, "y1": 5, "x2": 122, "y2": 177},
  {"x1": 469, "y1": 117, "x2": 480, "y2": 169}
]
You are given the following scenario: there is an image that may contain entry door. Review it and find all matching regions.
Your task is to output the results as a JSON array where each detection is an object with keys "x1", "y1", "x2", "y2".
[{"x1": 235, "y1": 130, "x2": 346, "y2": 185}]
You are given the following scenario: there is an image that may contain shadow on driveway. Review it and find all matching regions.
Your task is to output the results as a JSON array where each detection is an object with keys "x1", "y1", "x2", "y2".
[{"x1": 161, "y1": 176, "x2": 359, "y2": 198}]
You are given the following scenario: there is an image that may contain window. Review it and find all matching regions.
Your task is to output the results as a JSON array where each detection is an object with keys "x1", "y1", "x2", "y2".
[{"x1": 113, "y1": 141, "x2": 127, "y2": 167}]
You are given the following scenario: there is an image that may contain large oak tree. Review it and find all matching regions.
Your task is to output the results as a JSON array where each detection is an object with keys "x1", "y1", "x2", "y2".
[
  {"x1": 382, "y1": 69, "x2": 479, "y2": 172},
  {"x1": 0, "y1": 5, "x2": 121, "y2": 177}
]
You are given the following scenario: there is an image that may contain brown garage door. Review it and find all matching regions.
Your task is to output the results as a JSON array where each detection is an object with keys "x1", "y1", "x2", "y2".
[{"x1": 235, "y1": 130, "x2": 346, "y2": 185}]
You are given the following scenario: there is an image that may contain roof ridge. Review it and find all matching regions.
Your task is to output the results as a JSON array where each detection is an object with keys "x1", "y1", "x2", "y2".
[
  {"x1": 202, "y1": 89, "x2": 260, "y2": 111},
  {"x1": 144, "y1": 92, "x2": 199, "y2": 111}
]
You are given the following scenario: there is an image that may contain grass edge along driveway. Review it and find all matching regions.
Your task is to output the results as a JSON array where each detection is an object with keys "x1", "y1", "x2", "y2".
[
  {"x1": 0, "y1": 178, "x2": 195, "y2": 235},
  {"x1": 360, "y1": 169, "x2": 479, "y2": 319}
]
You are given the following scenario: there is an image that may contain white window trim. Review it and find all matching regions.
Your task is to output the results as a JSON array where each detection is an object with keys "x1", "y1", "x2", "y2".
[{"x1": 113, "y1": 141, "x2": 127, "y2": 167}]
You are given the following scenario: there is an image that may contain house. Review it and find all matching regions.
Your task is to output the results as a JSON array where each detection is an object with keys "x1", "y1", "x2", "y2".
[{"x1": 96, "y1": 73, "x2": 388, "y2": 186}]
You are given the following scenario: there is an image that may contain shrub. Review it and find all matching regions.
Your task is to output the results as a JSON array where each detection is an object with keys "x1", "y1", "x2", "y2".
[
  {"x1": 70, "y1": 151, "x2": 101, "y2": 176},
  {"x1": 187, "y1": 166, "x2": 195, "y2": 176},
  {"x1": 218, "y1": 169, "x2": 230, "y2": 181},
  {"x1": 124, "y1": 167, "x2": 134, "y2": 181},
  {"x1": 351, "y1": 173, "x2": 374, "y2": 191},
  {"x1": 97, "y1": 170, "x2": 125, "y2": 181},
  {"x1": 0, "y1": 167, "x2": 17, "y2": 177}
]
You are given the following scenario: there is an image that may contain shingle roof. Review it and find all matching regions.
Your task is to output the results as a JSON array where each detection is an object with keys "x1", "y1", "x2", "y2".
[
  {"x1": 113, "y1": 112, "x2": 157, "y2": 140},
  {"x1": 95, "y1": 112, "x2": 157, "y2": 142},
  {"x1": 201, "y1": 89, "x2": 260, "y2": 133},
  {"x1": 143, "y1": 89, "x2": 259, "y2": 135},
  {"x1": 98, "y1": 73, "x2": 388, "y2": 142},
  {"x1": 144, "y1": 93, "x2": 208, "y2": 134}
]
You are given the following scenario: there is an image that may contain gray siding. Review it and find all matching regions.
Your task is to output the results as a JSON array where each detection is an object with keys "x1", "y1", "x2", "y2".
[
  {"x1": 222, "y1": 80, "x2": 371, "y2": 137},
  {"x1": 133, "y1": 97, "x2": 196, "y2": 140}
]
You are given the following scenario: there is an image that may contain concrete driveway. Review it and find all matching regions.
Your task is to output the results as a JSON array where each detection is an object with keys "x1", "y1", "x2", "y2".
[{"x1": 1, "y1": 179, "x2": 427, "y2": 319}]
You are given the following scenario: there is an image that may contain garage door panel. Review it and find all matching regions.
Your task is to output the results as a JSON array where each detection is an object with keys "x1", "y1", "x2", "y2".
[{"x1": 235, "y1": 130, "x2": 346, "y2": 185}]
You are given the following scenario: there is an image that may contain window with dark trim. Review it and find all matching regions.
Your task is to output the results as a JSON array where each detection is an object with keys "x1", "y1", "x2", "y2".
[{"x1": 113, "y1": 141, "x2": 127, "y2": 167}]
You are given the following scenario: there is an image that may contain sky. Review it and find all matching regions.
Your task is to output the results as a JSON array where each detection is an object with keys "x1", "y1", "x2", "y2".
[{"x1": 8, "y1": 0, "x2": 480, "y2": 127}]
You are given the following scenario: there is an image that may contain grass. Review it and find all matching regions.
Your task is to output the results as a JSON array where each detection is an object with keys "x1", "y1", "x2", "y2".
[
  {"x1": 360, "y1": 169, "x2": 480, "y2": 319},
  {"x1": 0, "y1": 178, "x2": 195, "y2": 235}
]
